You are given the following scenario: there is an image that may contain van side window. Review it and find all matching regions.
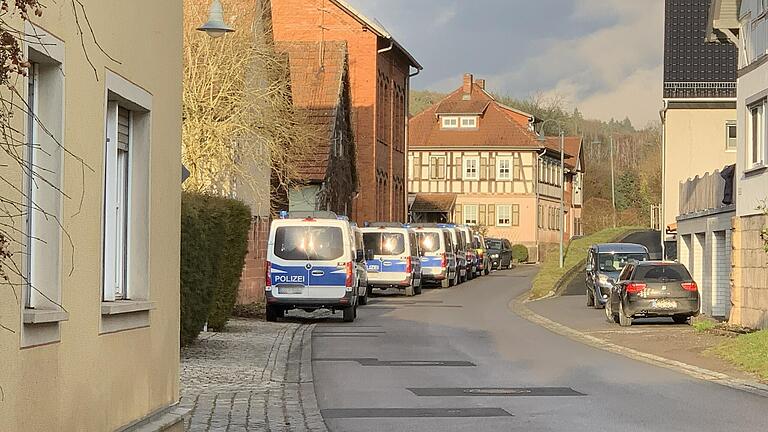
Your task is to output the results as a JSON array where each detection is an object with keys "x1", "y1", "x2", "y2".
[
  {"x1": 443, "y1": 232, "x2": 452, "y2": 253},
  {"x1": 409, "y1": 233, "x2": 419, "y2": 256}
]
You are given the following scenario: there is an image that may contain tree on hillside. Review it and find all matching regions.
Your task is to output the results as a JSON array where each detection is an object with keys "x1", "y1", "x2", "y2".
[{"x1": 183, "y1": 0, "x2": 314, "y2": 206}]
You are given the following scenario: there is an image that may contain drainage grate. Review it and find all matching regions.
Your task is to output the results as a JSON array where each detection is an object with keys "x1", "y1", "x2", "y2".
[
  {"x1": 312, "y1": 333, "x2": 380, "y2": 338},
  {"x1": 321, "y1": 408, "x2": 512, "y2": 419},
  {"x1": 312, "y1": 358, "x2": 476, "y2": 367},
  {"x1": 408, "y1": 387, "x2": 585, "y2": 397}
]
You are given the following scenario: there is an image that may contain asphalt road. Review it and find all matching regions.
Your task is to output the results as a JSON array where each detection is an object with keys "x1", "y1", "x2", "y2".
[{"x1": 311, "y1": 266, "x2": 767, "y2": 432}]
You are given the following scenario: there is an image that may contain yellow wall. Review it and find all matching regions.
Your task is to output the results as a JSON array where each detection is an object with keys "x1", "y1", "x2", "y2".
[
  {"x1": 0, "y1": 1, "x2": 182, "y2": 431},
  {"x1": 664, "y1": 107, "x2": 736, "y2": 233}
]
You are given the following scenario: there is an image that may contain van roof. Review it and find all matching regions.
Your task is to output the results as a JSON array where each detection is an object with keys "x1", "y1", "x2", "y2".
[
  {"x1": 592, "y1": 243, "x2": 649, "y2": 253},
  {"x1": 271, "y1": 218, "x2": 350, "y2": 228}
]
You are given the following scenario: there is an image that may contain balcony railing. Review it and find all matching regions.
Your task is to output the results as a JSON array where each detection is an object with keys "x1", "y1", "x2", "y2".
[
  {"x1": 663, "y1": 82, "x2": 736, "y2": 99},
  {"x1": 678, "y1": 166, "x2": 735, "y2": 217}
]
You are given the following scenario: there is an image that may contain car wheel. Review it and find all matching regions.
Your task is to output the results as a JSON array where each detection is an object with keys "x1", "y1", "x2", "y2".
[
  {"x1": 673, "y1": 315, "x2": 690, "y2": 325},
  {"x1": 507, "y1": 260, "x2": 514, "y2": 270},
  {"x1": 342, "y1": 306, "x2": 355, "y2": 322},
  {"x1": 266, "y1": 305, "x2": 280, "y2": 322},
  {"x1": 442, "y1": 278, "x2": 450, "y2": 288},
  {"x1": 405, "y1": 284, "x2": 416, "y2": 297},
  {"x1": 586, "y1": 289, "x2": 594, "y2": 307},
  {"x1": 618, "y1": 302, "x2": 633, "y2": 327},
  {"x1": 358, "y1": 285, "x2": 368, "y2": 306}
]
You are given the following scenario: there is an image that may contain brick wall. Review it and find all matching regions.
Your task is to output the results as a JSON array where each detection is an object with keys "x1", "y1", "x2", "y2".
[
  {"x1": 238, "y1": 217, "x2": 270, "y2": 305},
  {"x1": 730, "y1": 214, "x2": 768, "y2": 329},
  {"x1": 271, "y1": 0, "x2": 412, "y2": 224}
]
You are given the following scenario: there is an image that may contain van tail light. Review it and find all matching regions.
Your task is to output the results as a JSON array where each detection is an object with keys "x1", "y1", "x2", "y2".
[
  {"x1": 626, "y1": 282, "x2": 647, "y2": 294},
  {"x1": 265, "y1": 261, "x2": 272, "y2": 290},
  {"x1": 681, "y1": 282, "x2": 698, "y2": 292},
  {"x1": 345, "y1": 262, "x2": 354, "y2": 287},
  {"x1": 440, "y1": 253, "x2": 447, "y2": 269},
  {"x1": 405, "y1": 256, "x2": 412, "y2": 273}
]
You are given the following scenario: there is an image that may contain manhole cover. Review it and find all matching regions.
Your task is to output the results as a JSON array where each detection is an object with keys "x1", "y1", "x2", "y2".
[{"x1": 321, "y1": 408, "x2": 513, "y2": 419}]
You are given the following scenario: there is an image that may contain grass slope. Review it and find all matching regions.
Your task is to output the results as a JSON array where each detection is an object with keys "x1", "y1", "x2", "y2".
[
  {"x1": 529, "y1": 227, "x2": 642, "y2": 299},
  {"x1": 713, "y1": 330, "x2": 768, "y2": 381}
]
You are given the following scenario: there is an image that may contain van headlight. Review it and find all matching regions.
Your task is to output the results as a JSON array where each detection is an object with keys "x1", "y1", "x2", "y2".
[{"x1": 491, "y1": 254, "x2": 499, "y2": 259}]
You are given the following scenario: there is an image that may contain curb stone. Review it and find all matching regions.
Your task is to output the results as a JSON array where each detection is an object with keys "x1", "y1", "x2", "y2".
[{"x1": 511, "y1": 294, "x2": 768, "y2": 399}]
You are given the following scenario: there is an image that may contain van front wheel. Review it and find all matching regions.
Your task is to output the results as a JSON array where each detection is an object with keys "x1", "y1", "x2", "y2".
[{"x1": 266, "y1": 305, "x2": 281, "y2": 322}]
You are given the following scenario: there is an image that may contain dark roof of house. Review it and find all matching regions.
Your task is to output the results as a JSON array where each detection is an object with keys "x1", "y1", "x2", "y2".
[
  {"x1": 663, "y1": 0, "x2": 737, "y2": 98},
  {"x1": 409, "y1": 83, "x2": 544, "y2": 149},
  {"x1": 410, "y1": 193, "x2": 457, "y2": 213},
  {"x1": 276, "y1": 40, "x2": 347, "y2": 182},
  {"x1": 543, "y1": 137, "x2": 584, "y2": 171}
]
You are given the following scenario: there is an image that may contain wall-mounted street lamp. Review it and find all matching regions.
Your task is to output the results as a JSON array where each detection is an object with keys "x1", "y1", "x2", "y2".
[
  {"x1": 537, "y1": 119, "x2": 565, "y2": 269},
  {"x1": 197, "y1": 0, "x2": 234, "y2": 38}
]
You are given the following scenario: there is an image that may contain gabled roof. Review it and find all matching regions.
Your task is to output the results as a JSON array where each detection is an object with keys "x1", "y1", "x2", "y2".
[
  {"x1": 329, "y1": 0, "x2": 422, "y2": 70},
  {"x1": 276, "y1": 40, "x2": 348, "y2": 182},
  {"x1": 409, "y1": 81, "x2": 540, "y2": 149},
  {"x1": 410, "y1": 193, "x2": 457, "y2": 213},
  {"x1": 543, "y1": 137, "x2": 584, "y2": 172}
]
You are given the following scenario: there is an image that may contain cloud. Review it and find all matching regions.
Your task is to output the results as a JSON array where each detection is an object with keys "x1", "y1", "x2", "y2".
[{"x1": 432, "y1": 2, "x2": 458, "y2": 28}]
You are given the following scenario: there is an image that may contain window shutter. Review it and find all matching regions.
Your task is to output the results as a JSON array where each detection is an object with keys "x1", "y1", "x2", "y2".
[
  {"x1": 479, "y1": 204, "x2": 486, "y2": 225},
  {"x1": 454, "y1": 204, "x2": 462, "y2": 224},
  {"x1": 489, "y1": 155, "x2": 496, "y2": 180},
  {"x1": 488, "y1": 205, "x2": 496, "y2": 226},
  {"x1": 455, "y1": 156, "x2": 463, "y2": 179},
  {"x1": 480, "y1": 157, "x2": 488, "y2": 181},
  {"x1": 414, "y1": 154, "x2": 421, "y2": 180}
]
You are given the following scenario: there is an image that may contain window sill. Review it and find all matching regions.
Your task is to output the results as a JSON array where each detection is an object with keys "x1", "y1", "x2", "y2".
[
  {"x1": 101, "y1": 300, "x2": 156, "y2": 316},
  {"x1": 744, "y1": 164, "x2": 767, "y2": 176},
  {"x1": 23, "y1": 308, "x2": 69, "y2": 325}
]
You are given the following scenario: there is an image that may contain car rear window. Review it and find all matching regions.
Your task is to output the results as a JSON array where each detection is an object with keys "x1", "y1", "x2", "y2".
[
  {"x1": 418, "y1": 232, "x2": 441, "y2": 253},
  {"x1": 634, "y1": 264, "x2": 691, "y2": 282},
  {"x1": 274, "y1": 226, "x2": 344, "y2": 261},
  {"x1": 363, "y1": 232, "x2": 406, "y2": 255},
  {"x1": 486, "y1": 240, "x2": 502, "y2": 249}
]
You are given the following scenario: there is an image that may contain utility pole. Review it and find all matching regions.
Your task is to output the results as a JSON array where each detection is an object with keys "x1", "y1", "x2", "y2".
[
  {"x1": 610, "y1": 135, "x2": 616, "y2": 228},
  {"x1": 559, "y1": 130, "x2": 565, "y2": 269}
]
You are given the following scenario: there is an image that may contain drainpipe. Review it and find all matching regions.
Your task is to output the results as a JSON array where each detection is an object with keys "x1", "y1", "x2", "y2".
[
  {"x1": 660, "y1": 99, "x2": 669, "y2": 259},
  {"x1": 405, "y1": 66, "x2": 421, "y2": 222},
  {"x1": 535, "y1": 147, "x2": 547, "y2": 262},
  {"x1": 377, "y1": 40, "x2": 394, "y2": 54}
]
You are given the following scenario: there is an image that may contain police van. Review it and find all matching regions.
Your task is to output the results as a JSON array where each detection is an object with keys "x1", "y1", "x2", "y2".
[
  {"x1": 412, "y1": 225, "x2": 456, "y2": 288},
  {"x1": 440, "y1": 224, "x2": 467, "y2": 284},
  {"x1": 361, "y1": 224, "x2": 423, "y2": 296},
  {"x1": 265, "y1": 211, "x2": 366, "y2": 322}
]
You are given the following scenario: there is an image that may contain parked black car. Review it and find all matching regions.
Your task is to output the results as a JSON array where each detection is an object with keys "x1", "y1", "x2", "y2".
[
  {"x1": 605, "y1": 261, "x2": 700, "y2": 327},
  {"x1": 485, "y1": 238, "x2": 513, "y2": 270}
]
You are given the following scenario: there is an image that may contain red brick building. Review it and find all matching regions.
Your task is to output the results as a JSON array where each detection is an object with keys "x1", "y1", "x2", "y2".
[{"x1": 271, "y1": 0, "x2": 422, "y2": 224}]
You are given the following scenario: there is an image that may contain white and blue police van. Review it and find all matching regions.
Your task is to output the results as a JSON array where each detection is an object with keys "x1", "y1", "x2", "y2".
[
  {"x1": 411, "y1": 225, "x2": 456, "y2": 288},
  {"x1": 265, "y1": 211, "x2": 366, "y2": 322},
  {"x1": 361, "y1": 223, "x2": 422, "y2": 296}
]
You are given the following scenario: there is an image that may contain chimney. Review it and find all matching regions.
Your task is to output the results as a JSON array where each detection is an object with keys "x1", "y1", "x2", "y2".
[
  {"x1": 463, "y1": 73, "x2": 473, "y2": 94},
  {"x1": 476, "y1": 79, "x2": 485, "y2": 90}
]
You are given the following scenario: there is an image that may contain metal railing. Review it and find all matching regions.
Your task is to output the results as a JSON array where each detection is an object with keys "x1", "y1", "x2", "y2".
[{"x1": 663, "y1": 82, "x2": 736, "y2": 98}]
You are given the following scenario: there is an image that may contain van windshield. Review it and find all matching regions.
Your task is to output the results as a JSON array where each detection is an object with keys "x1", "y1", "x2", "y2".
[
  {"x1": 364, "y1": 232, "x2": 405, "y2": 255},
  {"x1": 598, "y1": 253, "x2": 647, "y2": 272},
  {"x1": 418, "y1": 232, "x2": 441, "y2": 253},
  {"x1": 274, "y1": 226, "x2": 344, "y2": 261},
  {"x1": 486, "y1": 240, "x2": 502, "y2": 250}
]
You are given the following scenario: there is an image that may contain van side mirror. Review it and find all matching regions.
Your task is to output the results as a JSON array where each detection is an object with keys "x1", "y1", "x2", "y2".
[{"x1": 356, "y1": 249, "x2": 365, "y2": 262}]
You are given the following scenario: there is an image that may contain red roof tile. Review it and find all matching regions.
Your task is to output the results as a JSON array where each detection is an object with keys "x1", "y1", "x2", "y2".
[{"x1": 276, "y1": 41, "x2": 347, "y2": 182}]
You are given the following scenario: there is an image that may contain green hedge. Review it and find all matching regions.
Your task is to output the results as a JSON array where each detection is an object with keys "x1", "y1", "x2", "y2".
[
  {"x1": 511, "y1": 244, "x2": 529, "y2": 263},
  {"x1": 180, "y1": 192, "x2": 251, "y2": 345}
]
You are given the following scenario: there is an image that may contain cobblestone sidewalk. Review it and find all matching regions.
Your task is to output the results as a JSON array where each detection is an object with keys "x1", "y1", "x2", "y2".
[{"x1": 179, "y1": 319, "x2": 327, "y2": 432}]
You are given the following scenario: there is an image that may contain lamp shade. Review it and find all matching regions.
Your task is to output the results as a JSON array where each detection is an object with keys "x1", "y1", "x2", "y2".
[{"x1": 197, "y1": 0, "x2": 234, "y2": 37}]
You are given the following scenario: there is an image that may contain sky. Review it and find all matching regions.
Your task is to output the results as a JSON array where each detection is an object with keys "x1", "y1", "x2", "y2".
[{"x1": 348, "y1": 0, "x2": 665, "y2": 127}]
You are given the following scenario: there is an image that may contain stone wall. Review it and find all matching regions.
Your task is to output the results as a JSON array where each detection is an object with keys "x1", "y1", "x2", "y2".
[
  {"x1": 730, "y1": 214, "x2": 768, "y2": 329},
  {"x1": 238, "y1": 217, "x2": 271, "y2": 305}
]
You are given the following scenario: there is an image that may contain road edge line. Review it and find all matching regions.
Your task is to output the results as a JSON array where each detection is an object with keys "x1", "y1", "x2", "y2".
[
  {"x1": 510, "y1": 295, "x2": 768, "y2": 399},
  {"x1": 301, "y1": 323, "x2": 330, "y2": 432}
]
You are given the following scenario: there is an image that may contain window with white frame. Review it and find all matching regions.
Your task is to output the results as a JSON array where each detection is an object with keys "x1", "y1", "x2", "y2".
[
  {"x1": 726, "y1": 122, "x2": 737, "y2": 151},
  {"x1": 460, "y1": 116, "x2": 477, "y2": 128},
  {"x1": 429, "y1": 155, "x2": 446, "y2": 179},
  {"x1": 497, "y1": 205, "x2": 511, "y2": 226},
  {"x1": 497, "y1": 158, "x2": 511, "y2": 180},
  {"x1": 464, "y1": 157, "x2": 479, "y2": 180},
  {"x1": 748, "y1": 101, "x2": 765, "y2": 167},
  {"x1": 102, "y1": 71, "x2": 152, "y2": 303},
  {"x1": 463, "y1": 204, "x2": 478, "y2": 225},
  {"x1": 441, "y1": 116, "x2": 459, "y2": 128},
  {"x1": 23, "y1": 29, "x2": 65, "y2": 315}
]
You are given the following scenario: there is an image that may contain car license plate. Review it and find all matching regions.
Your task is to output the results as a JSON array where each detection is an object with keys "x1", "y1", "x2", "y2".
[
  {"x1": 367, "y1": 264, "x2": 380, "y2": 272},
  {"x1": 278, "y1": 285, "x2": 304, "y2": 295},
  {"x1": 653, "y1": 299, "x2": 677, "y2": 309}
]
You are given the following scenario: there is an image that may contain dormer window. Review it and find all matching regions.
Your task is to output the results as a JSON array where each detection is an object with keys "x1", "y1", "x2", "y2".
[
  {"x1": 442, "y1": 116, "x2": 459, "y2": 128},
  {"x1": 461, "y1": 116, "x2": 477, "y2": 128},
  {"x1": 441, "y1": 115, "x2": 478, "y2": 129}
]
